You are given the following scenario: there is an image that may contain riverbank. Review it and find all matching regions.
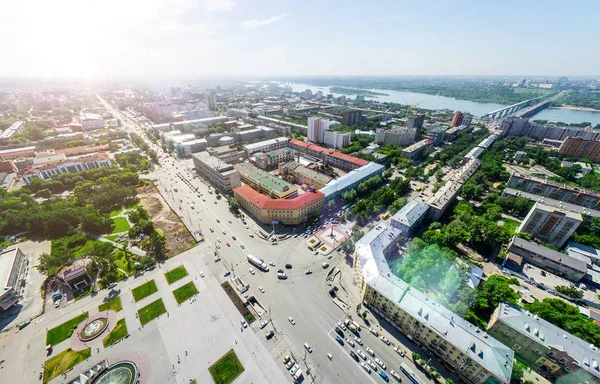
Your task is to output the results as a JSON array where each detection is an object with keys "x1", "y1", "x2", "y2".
[{"x1": 550, "y1": 105, "x2": 600, "y2": 112}]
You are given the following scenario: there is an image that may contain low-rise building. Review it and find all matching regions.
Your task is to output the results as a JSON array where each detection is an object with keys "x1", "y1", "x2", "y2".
[
  {"x1": 390, "y1": 200, "x2": 429, "y2": 238},
  {"x1": 79, "y1": 113, "x2": 106, "y2": 131},
  {"x1": 0, "y1": 121, "x2": 25, "y2": 139},
  {"x1": 517, "y1": 202, "x2": 583, "y2": 248},
  {"x1": 428, "y1": 124, "x2": 447, "y2": 146},
  {"x1": 0, "y1": 146, "x2": 36, "y2": 160},
  {"x1": 288, "y1": 138, "x2": 368, "y2": 171},
  {"x1": 507, "y1": 236, "x2": 587, "y2": 282},
  {"x1": 252, "y1": 147, "x2": 295, "y2": 170},
  {"x1": 279, "y1": 161, "x2": 332, "y2": 189},
  {"x1": 233, "y1": 185, "x2": 324, "y2": 225},
  {"x1": 151, "y1": 116, "x2": 230, "y2": 133},
  {"x1": 243, "y1": 137, "x2": 289, "y2": 156},
  {"x1": 487, "y1": 302, "x2": 600, "y2": 383},
  {"x1": 23, "y1": 153, "x2": 112, "y2": 184},
  {"x1": 206, "y1": 146, "x2": 245, "y2": 164},
  {"x1": 175, "y1": 139, "x2": 207, "y2": 157},
  {"x1": 503, "y1": 188, "x2": 600, "y2": 218},
  {"x1": 319, "y1": 162, "x2": 385, "y2": 202},
  {"x1": 400, "y1": 139, "x2": 429, "y2": 159},
  {"x1": 192, "y1": 152, "x2": 241, "y2": 193},
  {"x1": 234, "y1": 162, "x2": 297, "y2": 199},
  {"x1": 0, "y1": 247, "x2": 28, "y2": 311}
]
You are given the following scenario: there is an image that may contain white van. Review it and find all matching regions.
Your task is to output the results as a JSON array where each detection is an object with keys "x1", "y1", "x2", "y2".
[{"x1": 322, "y1": 262, "x2": 329, "y2": 269}]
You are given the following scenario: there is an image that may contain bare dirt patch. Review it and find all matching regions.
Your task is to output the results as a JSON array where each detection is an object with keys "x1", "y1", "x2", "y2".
[{"x1": 137, "y1": 185, "x2": 195, "y2": 258}]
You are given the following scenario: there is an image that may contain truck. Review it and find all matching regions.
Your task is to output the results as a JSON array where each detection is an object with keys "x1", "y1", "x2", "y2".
[{"x1": 247, "y1": 254, "x2": 269, "y2": 272}]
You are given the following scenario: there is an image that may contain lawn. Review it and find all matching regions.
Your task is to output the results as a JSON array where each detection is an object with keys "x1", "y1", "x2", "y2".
[
  {"x1": 46, "y1": 312, "x2": 89, "y2": 346},
  {"x1": 502, "y1": 218, "x2": 520, "y2": 235},
  {"x1": 98, "y1": 296, "x2": 122, "y2": 312},
  {"x1": 111, "y1": 217, "x2": 130, "y2": 233},
  {"x1": 113, "y1": 250, "x2": 136, "y2": 276},
  {"x1": 44, "y1": 348, "x2": 91, "y2": 382},
  {"x1": 172, "y1": 281, "x2": 198, "y2": 304},
  {"x1": 208, "y1": 349, "x2": 244, "y2": 384},
  {"x1": 221, "y1": 282, "x2": 255, "y2": 324},
  {"x1": 109, "y1": 208, "x2": 123, "y2": 218},
  {"x1": 102, "y1": 318, "x2": 128, "y2": 347},
  {"x1": 164, "y1": 265, "x2": 188, "y2": 285},
  {"x1": 132, "y1": 280, "x2": 158, "y2": 302},
  {"x1": 138, "y1": 299, "x2": 166, "y2": 325}
]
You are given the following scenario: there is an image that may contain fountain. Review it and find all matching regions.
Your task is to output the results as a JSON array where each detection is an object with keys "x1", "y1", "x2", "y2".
[
  {"x1": 90, "y1": 361, "x2": 137, "y2": 384},
  {"x1": 79, "y1": 317, "x2": 109, "y2": 342}
]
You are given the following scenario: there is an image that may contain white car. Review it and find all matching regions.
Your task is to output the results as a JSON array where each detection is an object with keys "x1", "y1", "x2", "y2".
[
  {"x1": 304, "y1": 343, "x2": 313, "y2": 353},
  {"x1": 357, "y1": 349, "x2": 367, "y2": 360},
  {"x1": 369, "y1": 327, "x2": 379, "y2": 336},
  {"x1": 241, "y1": 320, "x2": 248, "y2": 328},
  {"x1": 394, "y1": 346, "x2": 405, "y2": 357},
  {"x1": 354, "y1": 336, "x2": 363, "y2": 345},
  {"x1": 367, "y1": 359, "x2": 377, "y2": 371},
  {"x1": 361, "y1": 362, "x2": 371, "y2": 374},
  {"x1": 375, "y1": 357, "x2": 386, "y2": 370},
  {"x1": 249, "y1": 268, "x2": 255, "y2": 275},
  {"x1": 269, "y1": 262, "x2": 276, "y2": 266},
  {"x1": 240, "y1": 244, "x2": 245, "y2": 249},
  {"x1": 390, "y1": 370, "x2": 401, "y2": 381},
  {"x1": 366, "y1": 347, "x2": 375, "y2": 356},
  {"x1": 346, "y1": 338, "x2": 355, "y2": 347},
  {"x1": 286, "y1": 360, "x2": 295, "y2": 370},
  {"x1": 290, "y1": 365, "x2": 299, "y2": 376},
  {"x1": 288, "y1": 317, "x2": 296, "y2": 325},
  {"x1": 222, "y1": 230, "x2": 226, "y2": 235},
  {"x1": 380, "y1": 335, "x2": 390, "y2": 345},
  {"x1": 259, "y1": 320, "x2": 268, "y2": 329},
  {"x1": 199, "y1": 271, "x2": 205, "y2": 278},
  {"x1": 258, "y1": 286, "x2": 265, "y2": 293}
]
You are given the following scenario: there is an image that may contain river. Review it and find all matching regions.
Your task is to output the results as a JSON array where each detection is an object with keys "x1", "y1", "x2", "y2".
[{"x1": 275, "y1": 81, "x2": 600, "y2": 125}]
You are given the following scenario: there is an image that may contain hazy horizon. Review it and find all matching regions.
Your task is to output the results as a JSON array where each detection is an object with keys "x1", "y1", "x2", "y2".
[{"x1": 1, "y1": 0, "x2": 599, "y2": 79}]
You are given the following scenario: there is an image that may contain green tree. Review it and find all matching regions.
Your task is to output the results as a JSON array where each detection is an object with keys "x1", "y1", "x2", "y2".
[
  {"x1": 228, "y1": 197, "x2": 240, "y2": 213},
  {"x1": 510, "y1": 363, "x2": 524, "y2": 384},
  {"x1": 146, "y1": 232, "x2": 167, "y2": 260}
]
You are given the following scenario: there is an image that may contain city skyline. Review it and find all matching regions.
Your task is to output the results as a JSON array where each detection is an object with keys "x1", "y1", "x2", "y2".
[{"x1": 1, "y1": 0, "x2": 599, "y2": 79}]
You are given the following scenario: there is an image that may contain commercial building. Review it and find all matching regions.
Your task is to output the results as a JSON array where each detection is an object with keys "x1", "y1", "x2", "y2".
[
  {"x1": 375, "y1": 127, "x2": 419, "y2": 147},
  {"x1": 23, "y1": 153, "x2": 112, "y2": 184},
  {"x1": 151, "y1": 116, "x2": 230, "y2": 133},
  {"x1": 279, "y1": 161, "x2": 332, "y2": 189},
  {"x1": 451, "y1": 111, "x2": 465, "y2": 127},
  {"x1": 175, "y1": 139, "x2": 207, "y2": 157},
  {"x1": 319, "y1": 162, "x2": 385, "y2": 202},
  {"x1": 243, "y1": 137, "x2": 289, "y2": 156},
  {"x1": 559, "y1": 137, "x2": 600, "y2": 160},
  {"x1": 192, "y1": 152, "x2": 241, "y2": 193},
  {"x1": 307, "y1": 117, "x2": 330, "y2": 143},
  {"x1": 506, "y1": 169, "x2": 600, "y2": 209},
  {"x1": 206, "y1": 146, "x2": 245, "y2": 164},
  {"x1": 357, "y1": 222, "x2": 514, "y2": 384},
  {"x1": 288, "y1": 138, "x2": 369, "y2": 171},
  {"x1": 390, "y1": 200, "x2": 430, "y2": 238},
  {"x1": 487, "y1": 303, "x2": 600, "y2": 383},
  {"x1": 0, "y1": 121, "x2": 25, "y2": 139},
  {"x1": 426, "y1": 159, "x2": 481, "y2": 221},
  {"x1": 567, "y1": 242, "x2": 600, "y2": 267},
  {"x1": 500, "y1": 117, "x2": 600, "y2": 142},
  {"x1": 323, "y1": 130, "x2": 351, "y2": 149},
  {"x1": 79, "y1": 113, "x2": 106, "y2": 131},
  {"x1": 507, "y1": 236, "x2": 587, "y2": 282},
  {"x1": 503, "y1": 188, "x2": 600, "y2": 218},
  {"x1": 252, "y1": 147, "x2": 295, "y2": 170},
  {"x1": 234, "y1": 162, "x2": 298, "y2": 199},
  {"x1": 342, "y1": 110, "x2": 363, "y2": 126},
  {"x1": 233, "y1": 185, "x2": 324, "y2": 225},
  {"x1": 517, "y1": 202, "x2": 583, "y2": 248},
  {"x1": 400, "y1": 139, "x2": 429, "y2": 159},
  {"x1": 0, "y1": 247, "x2": 28, "y2": 311}
]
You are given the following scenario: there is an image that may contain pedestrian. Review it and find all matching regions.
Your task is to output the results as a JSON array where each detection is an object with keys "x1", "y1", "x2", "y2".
[
  {"x1": 185, "y1": 351, "x2": 188, "y2": 356},
  {"x1": 167, "y1": 312, "x2": 170, "y2": 317}
]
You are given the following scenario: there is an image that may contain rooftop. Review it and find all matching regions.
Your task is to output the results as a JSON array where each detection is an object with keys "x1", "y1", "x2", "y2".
[
  {"x1": 192, "y1": 152, "x2": 234, "y2": 173},
  {"x1": 292, "y1": 164, "x2": 332, "y2": 185},
  {"x1": 152, "y1": 116, "x2": 229, "y2": 129},
  {"x1": 503, "y1": 188, "x2": 600, "y2": 218},
  {"x1": 234, "y1": 185, "x2": 324, "y2": 210},
  {"x1": 402, "y1": 139, "x2": 429, "y2": 153},
  {"x1": 509, "y1": 237, "x2": 588, "y2": 273},
  {"x1": 288, "y1": 138, "x2": 368, "y2": 167},
  {"x1": 391, "y1": 200, "x2": 429, "y2": 228},
  {"x1": 319, "y1": 162, "x2": 385, "y2": 197},
  {"x1": 0, "y1": 248, "x2": 21, "y2": 289},
  {"x1": 234, "y1": 162, "x2": 294, "y2": 194},
  {"x1": 243, "y1": 137, "x2": 289, "y2": 151}
]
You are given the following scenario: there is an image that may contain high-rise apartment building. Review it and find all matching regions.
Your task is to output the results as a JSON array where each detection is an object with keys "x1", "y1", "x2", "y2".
[
  {"x1": 342, "y1": 110, "x2": 363, "y2": 126},
  {"x1": 451, "y1": 111, "x2": 465, "y2": 127},
  {"x1": 307, "y1": 117, "x2": 330, "y2": 143},
  {"x1": 406, "y1": 114, "x2": 425, "y2": 129},
  {"x1": 559, "y1": 136, "x2": 600, "y2": 160},
  {"x1": 323, "y1": 130, "x2": 351, "y2": 149},
  {"x1": 461, "y1": 113, "x2": 473, "y2": 128},
  {"x1": 517, "y1": 202, "x2": 583, "y2": 248},
  {"x1": 375, "y1": 127, "x2": 419, "y2": 147},
  {"x1": 207, "y1": 92, "x2": 217, "y2": 110}
]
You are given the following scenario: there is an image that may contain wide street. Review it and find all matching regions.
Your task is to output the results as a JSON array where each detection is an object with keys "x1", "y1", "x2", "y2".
[{"x1": 95, "y1": 98, "x2": 439, "y2": 383}]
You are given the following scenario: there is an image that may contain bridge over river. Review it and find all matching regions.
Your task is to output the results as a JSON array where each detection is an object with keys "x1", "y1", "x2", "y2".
[{"x1": 482, "y1": 91, "x2": 567, "y2": 119}]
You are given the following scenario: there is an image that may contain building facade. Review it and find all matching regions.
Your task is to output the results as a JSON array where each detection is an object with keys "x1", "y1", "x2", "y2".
[
  {"x1": 252, "y1": 147, "x2": 295, "y2": 170},
  {"x1": 243, "y1": 137, "x2": 289, "y2": 156},
  {"x1": 192, "y1": 152, "x2": 241, "y2": 193},
  {"x1": 375, "y1": 127, "x2": 419, "y2": 147},
  {"x1": 401, "y1": 139, "x2": 429, "y2": 159},
  {"x1": 288, "y1": 138, "x2": 369, "y2": 171},
  {"x1": 342, "y1": 110, "x2": 363, "y2": 126},
  {"x1": 307, "y1": 117, "x2": 330, "y2": 143},
  {"x1": 0, "y1": 247, "x2": 28, "y2": 311},
  {"x1": 500, "y1": 117, "x2": 600, "y2": 142},
  {"x1": 23, "y1": 153, "x2": 112, "y2": 184},
  {"x1": 323, "y1": 130, "x2": 351, "y2": 149},
  {"x1": 559, "y1": 137, "x2": 600, "y2": 160},
  {"x1": 517, "y1": 202, "x2": 583, "y2": 248},
  {"x1": 451, "y1": 111, "x2": 464, "y2": 127}
]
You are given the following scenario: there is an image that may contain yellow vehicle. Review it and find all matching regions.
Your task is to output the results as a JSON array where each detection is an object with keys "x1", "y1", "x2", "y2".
[
  {"x1": 381, "y1": 211, "x2": 390, "y2": 220},
  {"x1": 415, "y1": 185, "x2": 423, "y2": 192},
  {"x1": 283, "y1": 355, "x2": 291, "y2": 364}
]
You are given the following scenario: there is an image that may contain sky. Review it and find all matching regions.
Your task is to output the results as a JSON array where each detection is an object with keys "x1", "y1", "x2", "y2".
[{"x1": 0, "y1": 0, "x2": 599, "y2": 79}]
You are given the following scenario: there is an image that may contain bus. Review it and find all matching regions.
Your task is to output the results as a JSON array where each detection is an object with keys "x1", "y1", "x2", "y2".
[
  {"x1": 400, "y1": 362, "x2": 426, "y2": 384},
  {"x1": 247, "y1": 254, "x2": 269, "y2": 272}
]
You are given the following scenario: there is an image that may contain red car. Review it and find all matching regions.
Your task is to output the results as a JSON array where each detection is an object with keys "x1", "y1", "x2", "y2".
[{"x1": 226, "y1": 242, "x2": 230, "y2": 247}]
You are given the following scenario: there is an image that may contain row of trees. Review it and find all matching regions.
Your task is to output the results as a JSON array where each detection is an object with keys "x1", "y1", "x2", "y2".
[
  {"x1": 130, "y1": 132, "x2": 158, "y2": 163},
  {"x1": 341, "y1": 175, "x2": 410, "y2": 223},
  {"x1": 115, "y1": 152, "x2": 152, "y2": 173}
]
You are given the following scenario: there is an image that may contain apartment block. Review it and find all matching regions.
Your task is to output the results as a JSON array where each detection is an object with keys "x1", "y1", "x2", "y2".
[
  {"x1": 342, "y1": 110, "x2": 363, "y2": 126},
  {"x1": 400, "y1": 139, "x2": 429, "y2": 159},
  {"x1": 517, "y1": 202, "x2": 583, "y2": 248},
  {"x1": 487, "y1": 303, "x2": 600, "y2": 383},
  {"x1": 375, "y1": 127, "x2": 419, "y2": 147},
  {"x1": 323, "y1": 130, "x2": 351, "y2": 149},
  {"x1": 175, "y1": 139, "x2": 207, "y2": 157},
  {"x1": 0, "y1": 121, "x2": 25, "y2": 139},
  {"x1": 307, "y1": 117, "x2": 330, "y2": 143},
  {"x1": 451, "y1": 111, "x2": 464, "y2": 127},
  {"x1": 559, "y1": 137, "x2": 600, "y2": 160},
  {"x1": 288, "y1": 138, "x2": 368, "y2": 171},
  {"x1": 192, "y1": 152, "x2": 241, "y2": 193},
  {"x1": 390, "y1": 200, "x2": 430, "y2": 238}
]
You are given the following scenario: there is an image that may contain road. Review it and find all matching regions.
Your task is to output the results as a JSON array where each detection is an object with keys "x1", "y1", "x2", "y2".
[{"x1": 99, "y1": 96, "x2": 437, "y2": 384}]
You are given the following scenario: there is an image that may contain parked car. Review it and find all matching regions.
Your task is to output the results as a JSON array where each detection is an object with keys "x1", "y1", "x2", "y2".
[
  {"x1": 357, "y1": 349, "x2": 367, "y2": 360},
  {"x1": 224, "y1": 271, "x2": 231, "y2": 277},
  {"x1": 378, "y1": 370, "x2": 389, "y2": 382},
  {"x1": 241, "y1": 320, "x2": 248, "y2": 328},
  {"x1": 285, "y1": 263, "x2": 292, "y2": 269},
  {"x1": 380, "y1": 336, "x2": 390, "y2": 345},
  {"x1": 354, "y1": 336, "x2": 364, "y2": 345},
  {"x1": 259, "y1": 320, "x2": 268, "y2": 329},
  {"x1": 346, "y1": 338, "x2": 355, "y2": 347},
  {"x1": 350, "y1": 350, "x2": 359, "y2": 362},
  {"x1": 375, "y1": 357, "x2": 386, "y2": 370},
  {"x1": 335, "y1": 335, "x2": 344, "y2": 345},
  {"x1": 390, "y1": 370, "x2": 402, "y2": 381},
  {"x1": 304, "y1": 343, "x2": 313, "y2": 353},
  {"x1": 361, "y1": 362, "x2": 371, "y2": 374},
  {"x1": 366, "y1": 347, "x2": 375, "y2": 356},
  {"x1": 369, "y1": 327, "x2": 379, "y2": 336},
  {"x1": 288, "y1": 317, "x2": 296, "y2": 325},
  {"x1": 335, "y1": 327, "x2": 344, "y2": 337},
  {"x1": 265, "y1": 330, "x2": 275, "y2": 339}
]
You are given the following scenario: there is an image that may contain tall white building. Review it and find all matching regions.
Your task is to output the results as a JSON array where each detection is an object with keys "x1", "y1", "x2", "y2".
[
  {"x1": 307, "y1": 117, "x2": 330, "y2": 143},
  {"x1": 323, "y1": 130, "x2": 351, "y2": 149}
]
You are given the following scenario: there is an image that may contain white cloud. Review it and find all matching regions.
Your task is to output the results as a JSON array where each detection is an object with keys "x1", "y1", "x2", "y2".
[
  {"x1": 200, "y1": 0, "x2": 235, "y2": 13},
  {"x1": 240, "y1": 13, "x2": 292, "y2": 29}
]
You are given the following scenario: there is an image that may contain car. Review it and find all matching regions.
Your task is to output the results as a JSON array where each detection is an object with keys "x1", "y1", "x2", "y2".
[
  {"x1": 269, "y1": 262, "x2": 276, "y2": 266},
  {"x1": 361, "y1": 362, "x2": 371, "y2": 374},
  {"x1": 210, "y1": 228, "x2": 214, "y2": 232},
  {"x1": 54, "y1": 300, "x2": 61, "y2": 308},
  {"x1": 380, "y1": 336, "x2": 390, "y2": 345},
  {"x1": 366, "y1": 347, "x2": 375, "y2": 356},
  {"x1": 338, "y1": 322, "x2": 347, "y2": 331},
  {"x1": 217, "y1": 238, "x2": 222, "y2": 243},
  {"x1": 271, "y1": 241, "x2": 278, "y2": 245},
  {"x1": 394, "y1": 346, "x2": 404, "y2": 357},
  {"x1": 288, "y1": 317, "x2": 296, "y2": 325},
  {"x1": 335, "y1": 327, "x2": 344, "y2": 337},
  {"x1": 375, "y1": 357, "x2": 386, "y2": 370},
  {"x1": 313, "y1": 250, "x2": 319, "y2": 255},
  {"x1": 232, "y1": 236, "x2": 236, "y2": 240},
  {"x1": 285, "y1": 264, "x2": 292, "y2": 269},
  {"x1": 249, "y1": 234, "x2": 254, "y2": 238},
  {"x1": 346, "y1": 338, "x2": 355, "y2": 347},
  {"x1": 258, "y1": 286, "x2": 265, "y2": 293},
  {"x1": 304, "y1": 343, "x2": 313, "y2": 353},
  {"x1": 290, "y1": 365, "x2": 298, "y2": 375},
  {"x1": 369, "y1": 327, "x2": 379, "y2": 336},
  {"x1": 354, "y1": 336, "x2": 364, "y2": 345},
  {"x1": 368, "y1": 359, "x2": 377, "y2": 371},
  {"x1": 350, "y1": 350, "x2": 359, "y2": 362},
  {"x1": 265, "y1": 330, "x2": 275, "y2": 339},
  {"x1": 322, "y1": 262, "x2": 329, "y2": 269},
  {"x1": 226, "y1": 242, "x2": 230, "y2": 247},
  {"x1": 199, "y1": 271, "x2": 205, "y2": 278},
  {"x1": 277, "y1": 269, "x2": 284, "y2": 273},
  {"x1": 335, "y1": 335, "x2": 344, "y2": 345},
  {"x1": 224, "y1": 271, "x2": 231, "y2": 277},
  {"x1": 357, "y1": 349, "x2": 367, "y2": 360},
  {"x1": 217, "y1": 219, "x2": 220, "y2": 223},
  {"x1": 241, "y1": 320, "x2": 248, "y2": 328},
  {"x1": 107, "y1": 282, "x2": 117, "y2": 289},
  {"x1": 249, "y1": 268, "x2": 255, "y2": 275},
  {"x1": 285, "y1": 360, "x2": 295, "y2": 369},
  {"x1": 240, "y1": 244, "x2": 245, "y2": 249},
  {"x1": 390, "y1": 370, "x2": 402, "y2": 381},
  {"x1": 378, "y1": 370, "x2": 390, "y2": 382},
  {"x1": 305, "y1": 270, "x2": 312, "y2": 275},
  {"x1": 228, "y1": 220, "x2": 232, "y2": 224},
  {"x1": 222, "y1": 230, "x2": 226, "y2": 235},
  {"x1": 283, "y1": 355, "x2": 291, "y2": 364},
  {"x1": 541, "y1": 271, "x2": 547, "y2": 276},
  {"x1": 259, "y1": 320, "x2": 268, "y2": 329},
  {"x1": 214, "y1": 201, "x2": 217, "y2": 204},
  {"x1": 277, "y1": 272, "x2": 288, "y2": 280}
]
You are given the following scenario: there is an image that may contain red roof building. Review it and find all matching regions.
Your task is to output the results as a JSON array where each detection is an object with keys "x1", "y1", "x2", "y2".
[{"x1": 288, "y1": 138, "x2": 368, "y2": 170}]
